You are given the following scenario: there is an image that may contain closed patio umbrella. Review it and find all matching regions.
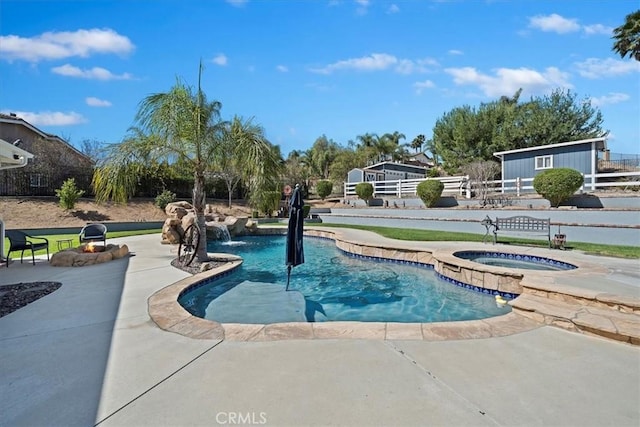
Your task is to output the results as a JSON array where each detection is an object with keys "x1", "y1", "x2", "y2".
[{"x1": 285, "y1": 184, "x2": 305, "y2": 291}]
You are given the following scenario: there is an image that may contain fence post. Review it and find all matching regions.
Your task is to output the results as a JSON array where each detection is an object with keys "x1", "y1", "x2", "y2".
[
  {"x1": 465, "y1": 176, "x2": 471, "y2": 199},
  {"x1": 516, "y1": 177, "x2": 521, "y2": 197},
  {"x1": 343, "y1": 182, "x2": 347, "y2": 199},
  {"x1": 397, "y1": 179, "x2": 402, "y2": 198}
]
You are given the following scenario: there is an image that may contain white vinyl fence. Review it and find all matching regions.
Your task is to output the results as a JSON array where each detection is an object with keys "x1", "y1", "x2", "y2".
[{"x1": 343, "y1": 171, "x2": 640, "y2": 199}]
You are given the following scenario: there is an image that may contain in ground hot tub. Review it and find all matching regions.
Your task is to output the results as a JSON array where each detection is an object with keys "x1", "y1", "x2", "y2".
[{"x1": 453, "y1": 251, "x2": 577, "y2": 271}]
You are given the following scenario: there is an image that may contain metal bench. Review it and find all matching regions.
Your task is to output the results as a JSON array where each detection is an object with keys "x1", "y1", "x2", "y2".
[{"x1": 491, "y1": 216, "x2": 551, "y2": 247}]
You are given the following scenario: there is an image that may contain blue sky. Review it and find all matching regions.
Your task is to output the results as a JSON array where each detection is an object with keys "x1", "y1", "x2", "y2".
[{"x1": 1, "y1": 0, "x2": 639, "y2": 156}]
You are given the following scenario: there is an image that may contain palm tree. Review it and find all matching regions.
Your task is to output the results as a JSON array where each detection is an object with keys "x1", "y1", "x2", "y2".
[
  {"x1": 410, "y1": 134, "x2": 426, "y2": 153},
  {"x1": 385, "y1": 131, "x2": 406, "y2": 146},
  {"x1": 612, "y1": 10, "x2": 640, "y2": 61},
  {"x1": 93, "y1": 64, "x2": 276, "y2": 262}
]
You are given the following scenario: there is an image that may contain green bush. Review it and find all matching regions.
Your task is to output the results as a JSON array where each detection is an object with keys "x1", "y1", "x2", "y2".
[
  {"x1": 427, "y1": 167, "x2": 440, "y2": 178},
  {"x1": 316, "y1": 180, "x2": 333, "y2": 200},
  {"x1": 533, "y1": 168, "x2": 584, "y2": 207},
  {"x1": 302, "y1": 205, "x2": 311, "y2": 218},
  {"x1": 55, "y1": 178, "x2": 85, "y2": 210},
  {"x1": 355, "y1": 182, "x2": 374, "y2": 205},
  {"x1": 258, "y1": 190, "x2": 281, "y2": 217},
  {"x1": 416, "y1": 179, "x2": 444, "y2": 208},
  {"x1": 154, "y1": 189, "x2": 176, "y2": 210}
]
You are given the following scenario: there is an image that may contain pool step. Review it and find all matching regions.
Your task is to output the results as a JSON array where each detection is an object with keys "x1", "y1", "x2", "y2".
[{"x1": 510, "y1": 293, "x2": 640, "y2": 345}]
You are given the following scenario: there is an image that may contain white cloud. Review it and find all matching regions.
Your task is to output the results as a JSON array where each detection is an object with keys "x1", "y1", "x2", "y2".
[
  {"x1": 310, "y1": 53, "x2": 438, "y2": 74},
  {"x1": 413, "y1": 80, "x2": 435, "y2": 95},
  {"x1": 396, "y1": 58, "x2": 439, "y2": 74},
  {"x1": 590, "y1": 92, "x2": 630, "y2": 107},
  {"x1": 583, "y1": 24, "x2": 613, "y2": 36},
  {"x1": 0, "y1": 28, "x2": 134, "y2": 62},
  {"x1": 445, "y1": 66, "x2": 572, "y2": 97},
  {"x1": 2, "y1": 110, "x2": 86, "y2": 126},
  {"x1": 276, "y1": 65, "x2": 289, "y2": 72},
  {"x1": 528, "y1": 14, "x2": 613, "y2": 36},
  {"x1": 529, "y1": 13, "x2": 580, "y2": 34},
  {"x1": 574, "y1": 58, "x2": 640, "y2": 79},
  {"x1": 311, "y1": 53, "x2": 396, "y2": 74},
  {"x1": 52, "y1": 64, "x2": 132, "y2": 80},
  {"x1": 355, "y1": 0, "x2": 369, "y2": 15},
  {"x1": 448, "y1": 49, "x2": 463, "y2": 56},
  {"x1": 85, "y1": 97, "x2": 112, "y2": 107},
  {"x1": 226, "y1": 0, "x2": 248, "y2": 7},
  {"x1": 212, "y1": 54, "x2": 228, "y2": 66},
  {"x1": 387, "y1": 4, "x2": 400, "y2": 14}
]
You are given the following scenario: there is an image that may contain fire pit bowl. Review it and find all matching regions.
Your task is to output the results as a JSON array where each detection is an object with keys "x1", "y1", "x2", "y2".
[{"x1": 50, "y1": 244, "x2": 129, "y2": 267}]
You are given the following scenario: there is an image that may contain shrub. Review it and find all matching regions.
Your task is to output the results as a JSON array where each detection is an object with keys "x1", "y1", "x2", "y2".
[
  {"x1": 154, "y1": 189, "x2": 176, "y2": 210},
  {"x1": 427, "y1": 167, "x2": 440, "y2": 178},
  {"x1": 55, "y1": 178, "x2": 85, "y2": 210},
  {"x1": 355, "y1": 182, "x2": 374, "y2": 205},
  {"x1": 533, "y1": 168, "x2": 584, "y2": 207},
  {"x1": 302, "y1": 205, "x2": 311, "y2": 218},
  {"x1": 316, "y1": 180, "x2": 333, "y2": 200},
  {"x1": 257, "y1": 190, "x2": 281, "y2": 217},
  {"x1": 416, "y1": 179, "x2": 444, "y2": 208}
]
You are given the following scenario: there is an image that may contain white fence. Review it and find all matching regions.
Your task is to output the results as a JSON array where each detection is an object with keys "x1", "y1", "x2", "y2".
[
  {"x1": 343, "y1": 171, "x2": 640, "y2": 198},
  {"x1": 343, "y1": 176, "x2": 472, "y2": 198}
]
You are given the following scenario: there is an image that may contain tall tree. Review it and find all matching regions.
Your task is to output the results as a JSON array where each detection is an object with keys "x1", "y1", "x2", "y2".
[
  {"x1": 430, "y1": 89, "x2": 607, "y2": 173},
  {"x1": 612, "y1": 10, "x2": 640, "y2": 61},
  {"x1": 93, "y1": 64, "x2": 276, "y2": 262},
  {"x1": 410, "y1": 134, "x2": 426, "y2": 152}
]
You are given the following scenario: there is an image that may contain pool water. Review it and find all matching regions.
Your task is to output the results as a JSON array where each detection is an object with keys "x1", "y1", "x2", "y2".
[
  {"x1": 179, "y1": 236, "x2": 511, "y2": 323},
  {"x1": 454, "y1": 251, "x2": 577, "y2": 271}
]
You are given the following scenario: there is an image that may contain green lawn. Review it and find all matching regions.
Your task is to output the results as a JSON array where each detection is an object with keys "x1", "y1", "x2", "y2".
[
  {"x1": 4, "y1": 224, "x2": 638, "y2": 260},
  {"x1": 314, "y1": 223, "x2": 640, "y2": 259},
  {"x1": 3, "y1": 229, "x2": 162, "y2": 258}
]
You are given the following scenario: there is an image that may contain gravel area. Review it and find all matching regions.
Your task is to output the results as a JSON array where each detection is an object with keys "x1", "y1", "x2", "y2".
[{"x1": 0, "y1": 282, "x2": 62, "y2": 318}]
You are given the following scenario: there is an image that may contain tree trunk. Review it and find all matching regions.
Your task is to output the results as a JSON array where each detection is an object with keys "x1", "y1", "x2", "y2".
[{"x1": 193, "y1": 172, "x2": 209, "y2": 262}]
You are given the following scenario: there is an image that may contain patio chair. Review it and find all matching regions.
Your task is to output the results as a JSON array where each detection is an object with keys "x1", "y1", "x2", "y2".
[
  {"x1": 79, "y1": 223, "x2": 108, "y2": 246},
  {"x1": 5, "y1": 230, "x2": 50, "y2": 267}
]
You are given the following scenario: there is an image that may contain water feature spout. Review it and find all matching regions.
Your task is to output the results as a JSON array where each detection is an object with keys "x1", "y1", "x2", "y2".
[{"x1": 210, "y1": 223, "x2": 231, "y2": 242}]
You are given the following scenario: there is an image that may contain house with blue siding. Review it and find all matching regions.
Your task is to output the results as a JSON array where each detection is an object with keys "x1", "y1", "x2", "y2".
[
  {"x1": 347, "y1": 161, "x2": 427, "y2": 183},
  {"x1": 493, "y1": 137, "x2": 607, "y2": 193}
]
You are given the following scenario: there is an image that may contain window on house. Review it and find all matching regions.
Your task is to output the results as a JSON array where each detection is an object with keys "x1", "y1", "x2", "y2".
[
  {"x1": 535, "y1": 155, "x2": 553, "y2": 170},
  {"x1": 29, "y1": 173, "x2": 47, "y2": 188}
]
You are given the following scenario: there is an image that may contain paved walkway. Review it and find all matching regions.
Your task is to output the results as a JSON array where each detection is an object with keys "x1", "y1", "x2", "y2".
[{"x1": 1, "y1": 232, "x2": 639, "y2": 426}]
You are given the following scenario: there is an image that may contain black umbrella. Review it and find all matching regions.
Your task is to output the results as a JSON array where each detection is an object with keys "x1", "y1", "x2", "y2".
[{"x1": 285, "y1": 184, "x2": 305, "y2": 291}]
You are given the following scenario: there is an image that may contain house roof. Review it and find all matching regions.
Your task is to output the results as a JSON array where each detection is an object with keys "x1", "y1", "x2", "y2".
[
  {"x1": 0, "y1": 113, "x2": 92, "y2": 162},
  {"x1": 493, "y1": 137, "x2": 607, "y2": 158},
  {"x1": 0, "y1": 137, "x2": 34, "y2": 170},
  {"x1": 364, "y1": 161, "x2": 427, "y2": 171}
]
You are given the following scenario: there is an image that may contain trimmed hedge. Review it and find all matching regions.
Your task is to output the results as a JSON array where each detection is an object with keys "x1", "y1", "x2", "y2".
[
  {"x1": 355, "y1": 182, "x2": 374, "y2": 205},
  {"x1": 533, "y1": 168, "x2": 584, "y2": 207},
  {"x1": 316, "y1": 180, "x2": 333, "y2": 200},
  {"x1": 417, "y1": 179, "x2": 444, "y2": 208}
]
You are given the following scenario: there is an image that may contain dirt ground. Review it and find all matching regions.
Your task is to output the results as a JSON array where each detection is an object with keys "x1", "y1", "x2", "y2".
[{"x1": 0, "y1": 197, "x2": 340, "y2": 230}]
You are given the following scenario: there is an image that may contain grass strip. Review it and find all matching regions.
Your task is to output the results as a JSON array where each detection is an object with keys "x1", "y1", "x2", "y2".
[{"x1": 313, "y1": 223, "x2": 640, "y2": 259}]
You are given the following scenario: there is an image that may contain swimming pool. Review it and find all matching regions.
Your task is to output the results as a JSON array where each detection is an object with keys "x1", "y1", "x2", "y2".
[
  {"x1": 454, "y1": 251, "x2": 577, "y2": 271},
  {"x1": 178, "y1": 236, "x2": 511, "y2": 324}
]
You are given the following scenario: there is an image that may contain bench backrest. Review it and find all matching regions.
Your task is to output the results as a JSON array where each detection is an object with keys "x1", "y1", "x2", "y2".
[{"x1": 496, "y1": 216, "x2": 550, "y2": 232}]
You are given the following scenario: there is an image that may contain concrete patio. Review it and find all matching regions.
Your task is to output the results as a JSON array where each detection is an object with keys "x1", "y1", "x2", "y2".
[{"x1": 1, "y1": 231, "x2": 638, "y2": 426}]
